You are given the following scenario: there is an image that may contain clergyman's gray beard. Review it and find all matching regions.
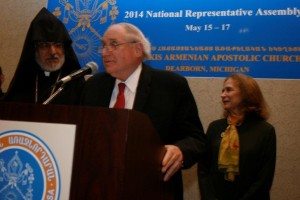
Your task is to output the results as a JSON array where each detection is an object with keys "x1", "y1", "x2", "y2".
[{"x1": 36, "y1": 56, "x2": 65, "y2": 72}]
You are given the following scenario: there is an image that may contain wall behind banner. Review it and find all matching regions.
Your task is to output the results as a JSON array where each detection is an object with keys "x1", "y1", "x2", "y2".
[{"x1": 0, "y1": 1, "x2": 299, "y2": 199}]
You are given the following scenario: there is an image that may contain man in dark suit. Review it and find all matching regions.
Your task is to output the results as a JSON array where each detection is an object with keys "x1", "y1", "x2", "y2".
[{"x1": 80, "y1": 22, "x2": 206, "y2": 199}]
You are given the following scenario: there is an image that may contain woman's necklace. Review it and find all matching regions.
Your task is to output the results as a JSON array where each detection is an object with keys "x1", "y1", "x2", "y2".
[{"x1": 227, "y1": 114, "x2": 244, "y2": 126}]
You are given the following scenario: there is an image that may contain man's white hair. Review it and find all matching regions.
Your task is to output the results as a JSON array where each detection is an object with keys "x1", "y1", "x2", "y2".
[{"x1": 113, "y1": 22, "x2": 151, "y2": 60}]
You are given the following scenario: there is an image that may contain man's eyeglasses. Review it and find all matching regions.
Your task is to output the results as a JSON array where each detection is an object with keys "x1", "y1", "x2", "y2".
[
  {"x1": 100, "y1": 41, "x2": 137, "y2": 52},
  {"x1": 36, "y1": 42, "x2": 64, "y2": 50}
]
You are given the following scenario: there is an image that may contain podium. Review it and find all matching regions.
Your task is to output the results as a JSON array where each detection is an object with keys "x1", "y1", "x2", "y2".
[{"x1": 0, "y1": 102, "x2": 174, "y2": 200}]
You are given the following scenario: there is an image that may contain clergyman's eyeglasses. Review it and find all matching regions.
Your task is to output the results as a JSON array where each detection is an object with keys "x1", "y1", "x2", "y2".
[{"x1": 36, "y1": 42, "x2": 64, "y2": 50}]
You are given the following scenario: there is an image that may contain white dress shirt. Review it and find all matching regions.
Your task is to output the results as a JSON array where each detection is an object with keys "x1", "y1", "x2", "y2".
[{"x1": 109, "y1": 64, "x2": 142, "y2": 109}]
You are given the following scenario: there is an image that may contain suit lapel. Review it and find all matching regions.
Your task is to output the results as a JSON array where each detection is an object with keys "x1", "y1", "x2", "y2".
[
  {"x1": 98, "y1": 74, "x2": 115, "y2": 107},
  {"x1": 133, "y1": 64, "x2": 152, "y2": 111}
]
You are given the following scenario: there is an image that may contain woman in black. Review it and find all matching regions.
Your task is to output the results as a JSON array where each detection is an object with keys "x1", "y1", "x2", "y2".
[{"x1": 199, "y1": 73, "x2": 276, "y2": 200}]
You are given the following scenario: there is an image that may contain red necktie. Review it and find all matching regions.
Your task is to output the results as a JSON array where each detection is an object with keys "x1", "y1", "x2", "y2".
[{"x1": 114, "y1": 83, "x2": 126, "y2": 109}]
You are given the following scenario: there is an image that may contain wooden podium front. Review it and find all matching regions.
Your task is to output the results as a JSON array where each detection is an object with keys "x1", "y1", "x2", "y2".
[{"x1": 0, "y1": 102, "x2": 174, "y2": 200}]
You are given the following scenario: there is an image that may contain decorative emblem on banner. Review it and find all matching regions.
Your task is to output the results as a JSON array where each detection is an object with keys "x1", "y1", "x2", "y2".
[
  {"x1": 0, "y1": 131, "x2": 60, "y2": 200},
  {"x1": 50, "y1": 0, "x2": 119, "y2": 69}
]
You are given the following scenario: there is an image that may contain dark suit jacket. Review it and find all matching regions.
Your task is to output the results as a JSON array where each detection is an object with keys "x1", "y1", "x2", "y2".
[{"x1": 81, "y1": 63, "x2": 206, "y2": 199}]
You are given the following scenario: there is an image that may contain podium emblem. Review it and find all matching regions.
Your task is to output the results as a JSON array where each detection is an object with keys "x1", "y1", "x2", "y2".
[{"x1": 0, "y1": 130, "x2": 60, "y2": 200}]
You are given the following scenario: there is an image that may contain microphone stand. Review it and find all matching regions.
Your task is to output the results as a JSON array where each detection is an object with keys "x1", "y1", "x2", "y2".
[{"x1": 43, "y1": 85, "x2": 64, "y2": 105}]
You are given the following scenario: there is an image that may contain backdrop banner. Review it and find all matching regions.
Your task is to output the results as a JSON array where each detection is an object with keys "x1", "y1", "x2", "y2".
[{"x1": 47, "y1": 0, "x2": 300, "y2": 79}]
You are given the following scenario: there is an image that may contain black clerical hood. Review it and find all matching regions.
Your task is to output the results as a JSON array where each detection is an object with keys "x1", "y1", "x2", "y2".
[
  {"x1": 31, "y1": 7, "x2": 72, "y2": 45},
  {"x1": 5, "y1": 7, "x2": 81, "y2": 102}
]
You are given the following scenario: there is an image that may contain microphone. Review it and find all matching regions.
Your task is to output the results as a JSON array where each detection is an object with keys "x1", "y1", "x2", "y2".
[{"x1": 55, "y1": 61, "x2": 98, "y2": 86}]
